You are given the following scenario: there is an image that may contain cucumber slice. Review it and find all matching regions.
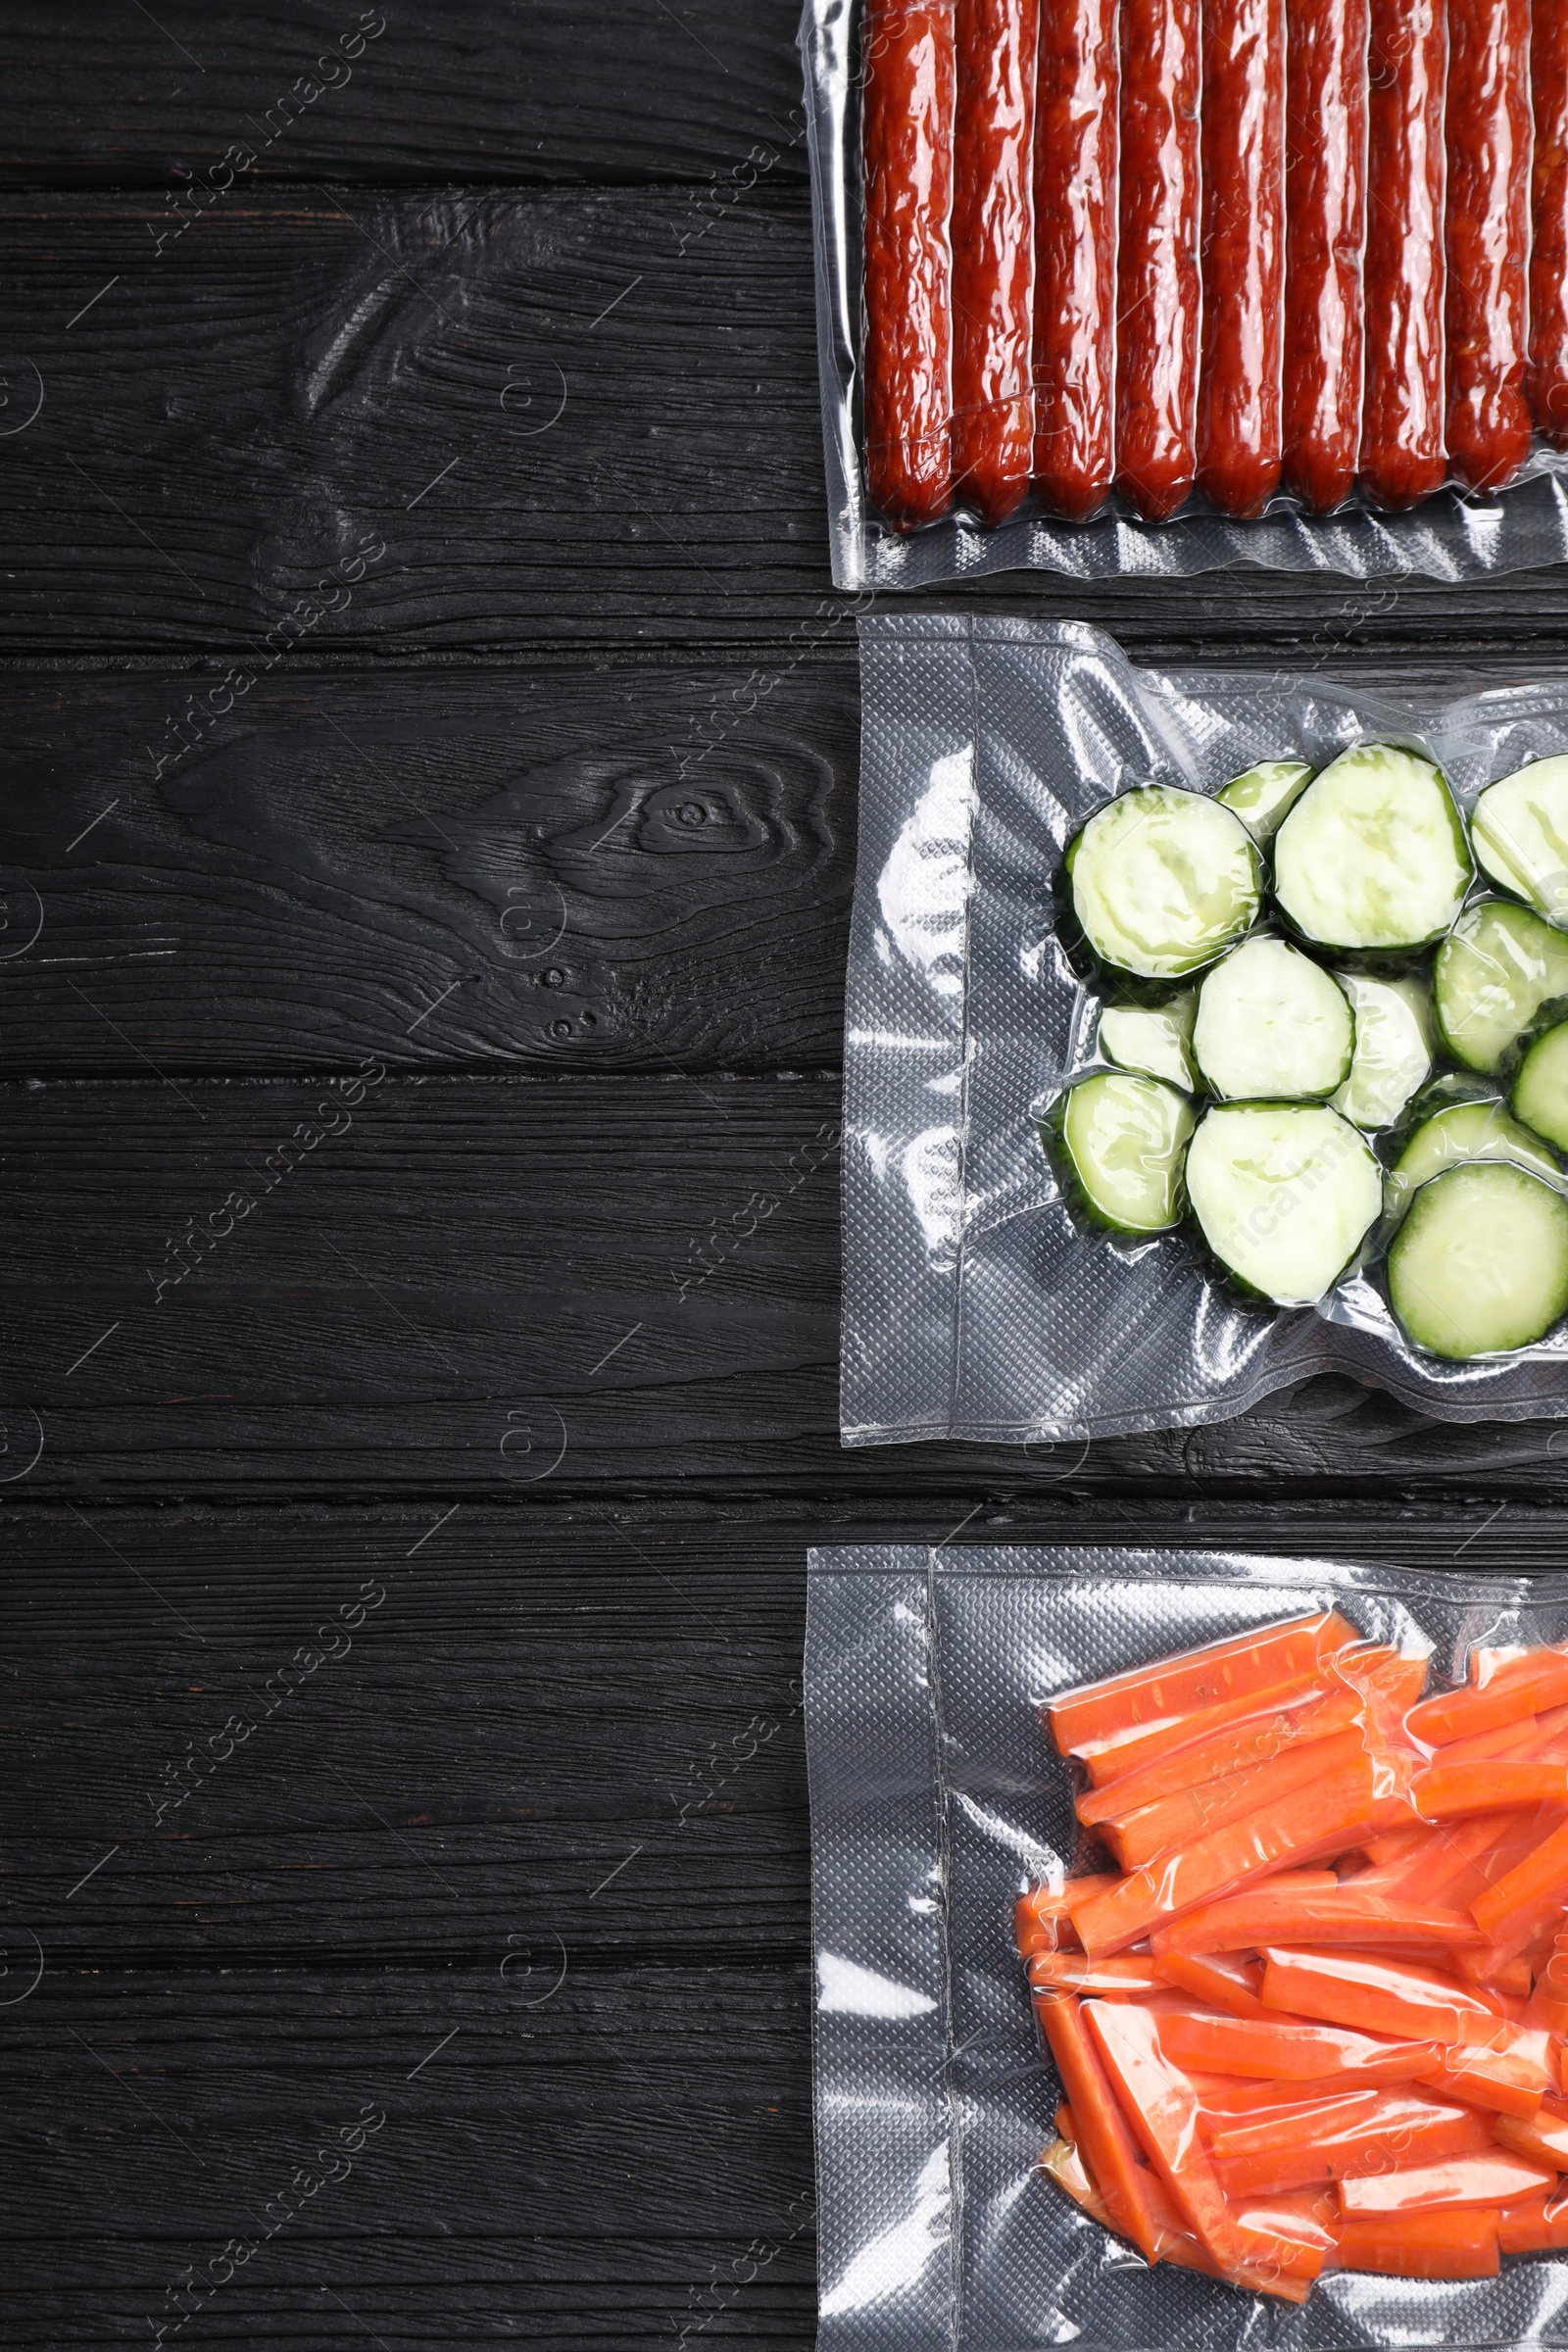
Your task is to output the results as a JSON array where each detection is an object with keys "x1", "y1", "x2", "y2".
[
  {"x1": 1330, "y1": 974, "x2": 1434, "y2": 1129},
  {"x1": 1217, "y1": 760, "x2": 1314, "y2": 845},
  {"x1": 1432, "y1": 898, "x2": 1568, "y2": 1073},
  {"x1": 1512, "y1": 1020, "x2": 1568, "y2": 1153},
  {"x1": 1387, "y1": 1161, "x2": 1568, "y2": 1359},
  {"x1": 1192, "y1": 936, "x2": 1354, "y2": 1102},
  {"x1": 1386, "y1": 1099, "x2": 1565, "y2": 1223},
  {"x1": 1472, "y1": 756, "x2": 1568, "y2": 925},
  {"x1": 1098, "y1": 992, "x2": 1198, "y2": 1091},
  {"x1": 1066, "y1": 787, "x2": 1262, "y2": 980},
  {"x1": 1053, "y1": 1072, "x2": 1196, "y2": 1235},
  {"x1": 1184, "y1": 1102, "x2": 1383, "y2": 1306},
  {"x1": 1272, "y1": 743, "x2": 1472, "y2": 952}
]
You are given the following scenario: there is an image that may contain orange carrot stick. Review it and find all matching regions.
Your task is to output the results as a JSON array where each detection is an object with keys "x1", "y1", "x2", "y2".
[
  {"x1": 1030, "y1": 1953, "x2": 1165, "y2": 1995},
  {"x1": 1015, "y1": 1875, "x2": 1119, "y2": 1956},
  {"x1": 1495, "y1": 2108, "x2": 1568, "y2": 2167},
  {"x1": 1034, "y1": 1992, "x2": 1162, "y2": 2262},
  {"x1": 1048, "y1": 1612, "x2": 1358, "y2": 1761},
  {"x1": 1328, "y1": 2209, "x2": 1499, "y2": 2278},
  {"x1": 1152, "y1": 1887, "x2": 1487, "y2": 1958},
  {"x1": 1206, "y1": 2087, "x2": 1385, "y2": 2159},
  {"x1": 1212, "y1": 2098, "x2": 1492, "y2": 2198},
  {"x1": 1156, "y1": 2008, "x2": 1438, "y2": 2082},
  {"x1": 1199, "y1": 2068, "x2": 1407, "y2": 2116},
  {"x1": 1074, "y1": 1755, "x2": 1390, "y2": 1956},
  {"x1": 1083, "y1": 2000, "x2": 1242, "y2": 2266},
  {"x1": 1415, "y1": 1762, "x2": 1568, "y2": 1820},
  {"x1": 1104, "y1": 1729, "x2": 1373, "y2": 1872},
  {"x1": 1497, "y1": 2188, "x2": 1568, "y2": 2252},
  {"x1": 1408, "y1": 1645, "x2": 1568, "y2": 1746},
  {"x1": 1155, "y1": 1951, "x2": 1271, "y2": 2018},
  {"x1": 1259, "y1": 1945, "x2": 1506, "y2": 2047},
  {"x1": 1418, "y1": 2043, "x2": 1547, "y2": 2118},
  {"x1": 1338, "y1": 2146, "x2": 1554, "y2": 2216},
  {"x1": 1473, "y1": 1816, "x2": 1568, "y2": 1943}
]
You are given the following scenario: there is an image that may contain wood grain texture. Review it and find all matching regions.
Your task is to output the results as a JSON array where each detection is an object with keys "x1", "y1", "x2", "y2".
[
  {"x1": 0, "y1": 4, "x2": 808, "y2": 189},
  {"x1": 7, "y1": 187, "x2": 1568, "y2": 654},
  {"x1": 0, "y1": 662, "x2": 856, "y2": 1076},
  {"x1": 0, "y1": 1073, "x2": 1565, "y2": 1502}
]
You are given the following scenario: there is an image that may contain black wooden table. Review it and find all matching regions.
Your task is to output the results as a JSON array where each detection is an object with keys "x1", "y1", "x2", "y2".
[{"x1": 4, "y1": 8, "x2": 1568, "y2": 2344}]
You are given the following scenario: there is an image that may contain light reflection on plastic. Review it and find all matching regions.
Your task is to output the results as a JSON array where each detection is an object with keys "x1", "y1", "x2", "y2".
[
  {"x1": 817, "y1": 1951, "x2": 937, "y2": 2020},
  {"x1": 818, "y1": 2141, "x2": 949, "y2": 2317},
  {"x1": 877, "y1": 746, "x2": 976, "y2": 992}
]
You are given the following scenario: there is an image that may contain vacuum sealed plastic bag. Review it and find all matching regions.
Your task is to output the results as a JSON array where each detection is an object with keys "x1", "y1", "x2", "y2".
[
  {"x1": 799, "y1": 0, "x2": 1568, "y2": 589},
  {"x1": 807, "y1": 1542, "x2": 1568, "y2": 2349},
  {"x1": 843, "y1": 615, "x2": 1568, "y2": 1444}
]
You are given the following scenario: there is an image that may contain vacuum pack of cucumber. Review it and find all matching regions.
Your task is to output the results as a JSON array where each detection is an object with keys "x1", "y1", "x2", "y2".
[
  {"x1": 843, "y1": 616, "x2": 1568, "y2": 1444},
  {"x1": 806, "y1": 1543, "x2": 1568, "y2": 2352}
]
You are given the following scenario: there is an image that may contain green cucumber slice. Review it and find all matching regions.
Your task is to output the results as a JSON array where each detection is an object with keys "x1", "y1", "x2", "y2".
[
  {"x1": 1184, "y1": 1102, "x2": 1383, "y2": 1306},
  {"x1": 1054, "y1": 1073, "x2": 1196, "y2": 1234},
  {"x1": 1066, "y1": 787, "x2": 1262, "y2": 980},
  {"x1": 1217, "y1": 760, "x2": 1315, "y2": 845},
  {"x1": 1098, "y1": 992, "x2": 1198, "y2": 1091},
  {"x1": 1432, "y1": 898, "x2": 1568, "y2": 1073},
  {"x1": 1330, "y1": 974, "x2": 1434, "y2": 1129},
  {"x1": 1512, "y1": 1020, "x2": 1568, "y2": 1153},
  {"x1": 1387, "y1": 1161, "x2": 1568, "y2": 1359},
  {"x1": 1192, "y1": 936, "x2": 1354, "y2": 1102},
  {"x1": 1386, "y1": 1099, "x2": 1565, "y2": 1223},
  {"x1": 1472, "y1": 756, "x2": 1568, "y2": 925},
  {"x1": 1272, "y1": 744, "x2": 1472, "y2": 952}
]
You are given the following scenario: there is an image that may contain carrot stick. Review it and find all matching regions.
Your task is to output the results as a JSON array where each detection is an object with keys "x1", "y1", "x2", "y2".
[
  {"x1": 1156, "y1": 2008, "x2": 1438, "y2": 2082},
  {"x1": 1495, "y1": 2108, "x2": 1568, "y2": 2167},
  {"x1": 1212, "y1": 2099, "x2": 1492, "y2": 2199},
  {"x1": 1473, "y1": 1816, "x2": 1568, "y2": 1943},
  {"x1": 1154, "y1": 1951, "x2": 1271, "y2": 2018},
  {"x1": 1104, "y1": 1728, "x2": 1373, "y2": 1872},
  {"x1": 1206, "y1": 2087, "x2": 1385, "y2": 2159},
  {"x1": 1418, "y1": 2044, "x2": 1547, "y2": 2119},
  {"x1": 1497, "y1": 2188, "x2": 1568, "y2": 2252},
  {"x1": 1415, "y1": 1762, "x2": 1568, "y2": 1820},
  {"x1": 1337, "y1": 2146, "x2": 1554, "y2": 2216},
  {"x1": 1083, "y1": 2000, "x2": 1242, "y2": 2266},
  {"x1": 1074, "y1": 1755, "x2": 1388, "y2": 1956},
  {"x1": 1328, "y1": 2209, "x2": 1499, "y2": 2278},
  {"x1": 1259, "y1": 1945, "x2": 1507, "y2": 2047},
  {"x1": 1051, "y1": 2143, "x2": 1314, "y2": 2300},
  {"x1": 1199, "y1": 2069, "x2": 1407, "y2": 2116},
  {"x1": 1151, "y1": 1887, "x2": 1487, "y2": 1958},
  {"x1": 1015, "y1": 1875, "x2": 1118, "y2": 1956},
  {"x1": 1408, "y1": 1645, "x2": 1568, "y2": 1746},
  {"x1": 1034, "y1": 1992, "x2": 1162, "y2": 2262},
  {"x1": 1031, "y1": 1953, "x2": 1165, "y2": 1995},
  {"x1": 1048, "y1": 1612, "x2": 1358, "y2": 1761}
]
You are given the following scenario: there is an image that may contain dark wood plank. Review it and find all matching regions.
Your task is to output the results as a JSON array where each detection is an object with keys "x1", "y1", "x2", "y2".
[
  {"x1": 8, "y1": 188, "x2": 1568, "y2": 655},
  {"x1": 7, "y1": 1074, "x2": 1568, "y2": 1501},
  {"x1": 0, "y1": 4, "x2": 808, "y2": 190},
  {"x1": 0, "y1": 661, "x2": 856, "y2": 1075},
  {"x1": 2, "y1": 1966, "x2": 813, "y2": 2350}
]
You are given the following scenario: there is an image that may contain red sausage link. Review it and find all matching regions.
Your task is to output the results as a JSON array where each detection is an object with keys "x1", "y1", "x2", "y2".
[
  {"x1": 1114, "y1": 0, "x2": 1201, "y2": 520},
  {"x1": 1359, "y1": 0, "x2": 1446, "y2": 510},
  {"x1": 1530, "y1": 4, "x2": 1568, "y2": 450},
  {"x1": 1445, "y1": 0, "x2": 1533, "y2": 492},
  {"x1": 1282, "y1": 0, "x2": 1368, "y2": 513},
  {"x1": 1032, "y1": 0, "x2": 1119, "y2": 518},
  {"x1": 1196, "y1": 0, "x2": 1285, "y2": 516},
  {"x1": 862, "y1": 0, "x2": 956, "y2": 527},
  {"x1": 951, "y1": 0, "x2": 1039, "y2": 523}
]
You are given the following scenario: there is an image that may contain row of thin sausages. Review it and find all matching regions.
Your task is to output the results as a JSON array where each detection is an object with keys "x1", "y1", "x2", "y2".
[{"x1": 861, "y1": 0, "x2": 1568, "y2": 528}]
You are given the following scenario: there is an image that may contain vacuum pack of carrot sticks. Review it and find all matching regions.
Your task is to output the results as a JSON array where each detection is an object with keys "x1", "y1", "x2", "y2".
[
  {"x1": 844, "y1": 613, "x2": 1568, "y2": 1444},
  {"x1": 808, "y1": 1544, "x2": 1568, "y2": 2347},
  {"x1": 800, "y1": 0, "x2": 1568, "y2": 589}
]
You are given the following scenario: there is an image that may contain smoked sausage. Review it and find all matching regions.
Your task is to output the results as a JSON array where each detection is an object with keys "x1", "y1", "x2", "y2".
[
  {"x1": 1530, "y1": 2, "x2": 1568, "y2": 449},
  {"x1": 1196, "y1": 0, "x2": 1285, "y2": 517},
  {"x1": 1445, "y1": 0, "x2": 1533, "y2": 492},
  {"x1": 1282, "y1": 0, "x2": 1367, "y2": 512},
  {"x1": 1032, "y1": 0, "x2": 1118, "y2": 518},
  {"x1": 1114, "y1": 0, "x2": 1201, "y2": 521},
  {"x1": 862, "y1": 0, "x2": 956, "y2": 527},
  {"x1": 952, "y1": 0, "x2": 1038, "y2": 523},
  {"x1": 1359, "y1": 0, "x2": 1446, "y2": 511}
]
